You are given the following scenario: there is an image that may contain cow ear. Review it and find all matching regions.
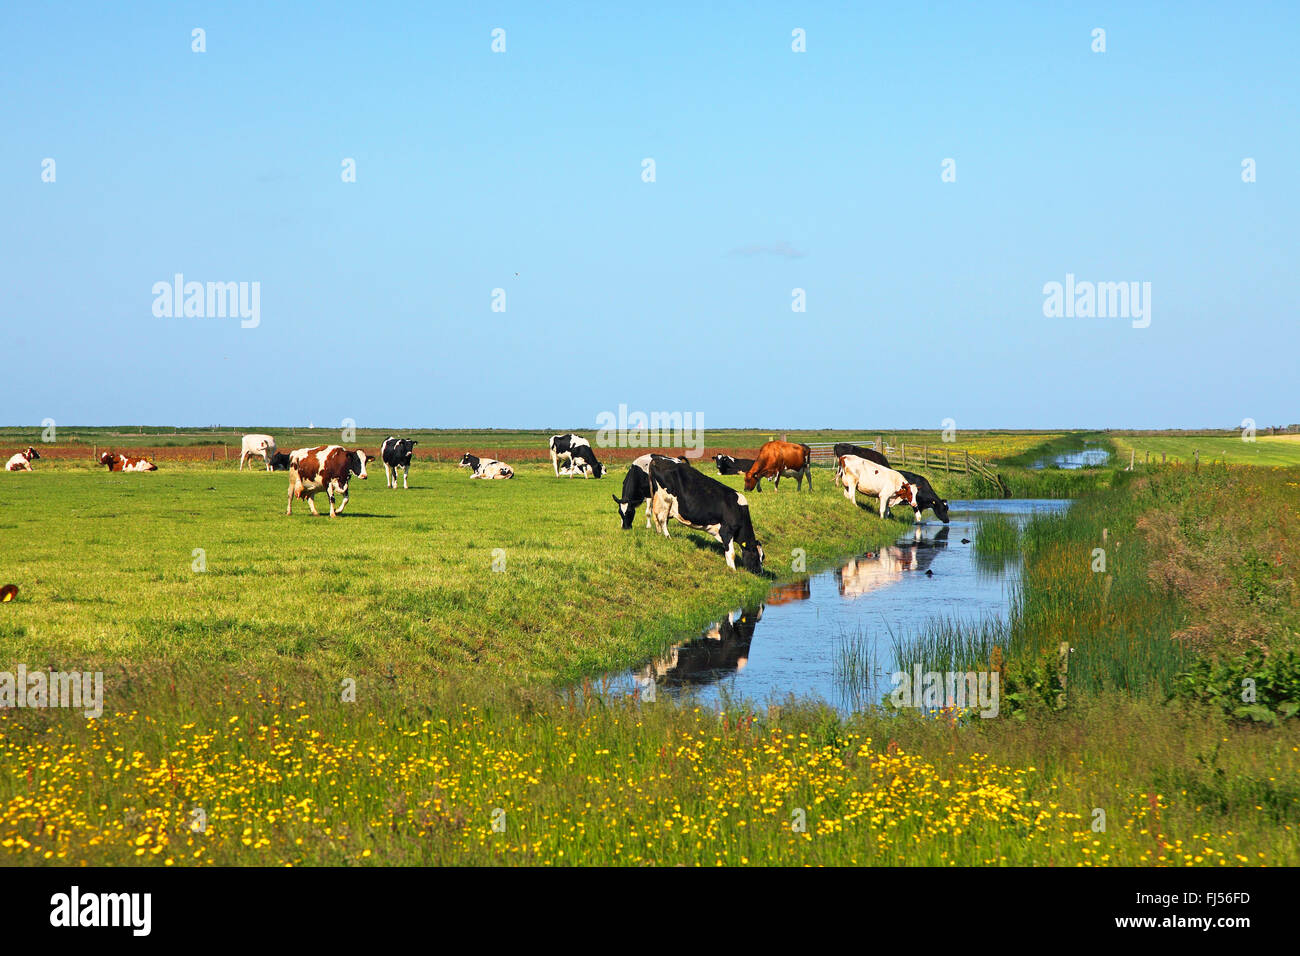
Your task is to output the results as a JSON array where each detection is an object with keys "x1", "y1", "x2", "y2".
[{"x1": 611, "y1": 495, "x2": 622, "y2": 505}]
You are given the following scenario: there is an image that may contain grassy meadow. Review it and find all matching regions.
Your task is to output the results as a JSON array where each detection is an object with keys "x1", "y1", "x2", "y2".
[{"x1": 1, "y1": 431, "x2": 1298, "y2": 866}]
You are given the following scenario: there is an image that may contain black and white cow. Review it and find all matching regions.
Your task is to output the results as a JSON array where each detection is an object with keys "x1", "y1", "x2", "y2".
[
  {"x1": 379, "y1": 437, "x2": 419, "y2": 489},
  {"x1": 612, "y1": 454, "x2": 688, "y2": 529},
  {"x1": 713, "y1": 454, "x2": 755, "y2": 476},
  {"x1": 897, "y1": 469, "x2": 950, "y2": 524},
  {"x1": 647, "y1": 458, "x2": 764, "y2": 573},
  {"x1": 458, "y1": 453, "x2": 514, "y2": 479},
  {"x1": 268, "y1": 451, "x2": 293, "y2": 471},
  {"x1": 833, "y1": 442, "x2": 891, "y2": 468},
  {"x1": 549, "y1": 433, "x2": 604, "y2": 478}
]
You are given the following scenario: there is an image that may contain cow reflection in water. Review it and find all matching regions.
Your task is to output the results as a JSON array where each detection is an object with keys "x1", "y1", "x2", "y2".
[{"x1": 836, "y1": 525, "x2": 949, "y2": 599}]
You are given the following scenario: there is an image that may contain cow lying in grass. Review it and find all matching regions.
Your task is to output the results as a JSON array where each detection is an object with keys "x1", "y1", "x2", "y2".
[
  {"x1": 458, "y1": 453, "x2": 514, "y2": 479},
  {"x1": 98, "y1": 451, "x2": 157, "y2": 472},
  {"x1": 5, "y1": 447, "x2": 40, "y2": 471},
  {"x1": 836, "y1": 454, "x2": 916, "y2": 519}
]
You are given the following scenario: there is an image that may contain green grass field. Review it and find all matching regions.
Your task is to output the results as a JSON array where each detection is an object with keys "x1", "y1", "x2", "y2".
[
  {"x1": 1110, "y1": 434, "x2": 1300, "y2": 467},
  {"x1": 0, "y1": 462, "x2": 905, "y2": 685},
  {"x1": 2, "y1": 434, "x2": 1298, "y2": 866}
]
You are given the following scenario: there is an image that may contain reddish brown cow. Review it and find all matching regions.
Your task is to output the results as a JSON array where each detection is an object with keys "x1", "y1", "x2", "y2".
[
  {"x1": 286, "y1": 445, "x2": 374, "y2": 517},
  {"x1": 743, "y1": 440, "x2": 813, "y2": 492},
  {"x1": 97, "y1": 451, "x2": 158, "y2": 472}
]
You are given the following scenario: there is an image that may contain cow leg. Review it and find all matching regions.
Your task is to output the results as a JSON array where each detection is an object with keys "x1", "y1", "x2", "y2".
[
  {"x1": 306, "y1": 492, "x2": 321, "y2": 517},
  {"x1": 722, "y1": 534, "x2": 737, "y2": 570},
  {"x1": 335, "y1": 480, "x2": 350, "y2": 515},
  {"x1": 286, "y1": 482, "x2": 295, "y2": 515},
  {"x1": 402, "y1": 464, "x2": 409, "y2": 489},
  {"x1": 239, "y1": 451, "x2": 246, "y2": 471},
  {"x1": 384, "y1": 463, "x2": 393, "y2": 488},
  {"x1": 550, "y1": 449, "x2": 559, "y2": 476}
]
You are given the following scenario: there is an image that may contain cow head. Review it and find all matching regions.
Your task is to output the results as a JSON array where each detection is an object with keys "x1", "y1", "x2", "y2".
[
  {"x1": 22, "y1": 447, "x2": 39, "y2": 462},
  {"x1": 348, "y1": 451, "x2": 373, "y2": 478},
  {"x1": 933, "y1": 497, "x2": 950, "y2": 524},
  {"x1": 713, "y1": 454, "x2": 730, "y2": 473},
  {"x1": 612, "y1": 494, "x2": 637, "y2": 529},
  {"x1": 894, "y1": 482, "x2": 917, "y2": 506},
  {"x1": 393, "y1": 438, "x2": 418, "y2": 456},
  {"x1": 736, "y1": 537, "x2": 764, "y2": 574},
  {"x1": 457, "y1": 453, "x2": 477, "y2": 469},
  {"x1": 97, "y1": 452, "x2": 115, "y2": 468}
]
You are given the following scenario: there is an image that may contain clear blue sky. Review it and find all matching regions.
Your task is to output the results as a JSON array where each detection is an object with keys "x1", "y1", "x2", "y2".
[{"x1": 3, "y1": 2, "x2": 1296, "y2": 430}]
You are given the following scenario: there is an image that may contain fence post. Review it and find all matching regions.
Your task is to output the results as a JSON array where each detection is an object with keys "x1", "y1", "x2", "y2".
[{"x1": 945, "y1": 449, "x2": 950, "y2": 473}]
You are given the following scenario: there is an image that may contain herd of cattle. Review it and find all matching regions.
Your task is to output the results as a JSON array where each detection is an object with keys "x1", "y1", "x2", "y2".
[{"x1": 6, "y1": 431, "x2": 951, "y2": 573}]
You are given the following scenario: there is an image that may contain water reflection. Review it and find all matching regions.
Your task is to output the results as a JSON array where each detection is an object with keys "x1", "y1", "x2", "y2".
[
  {"x1": 837, "y1": 527, "x2": 949, "y2": 599},
  {"x1": 608, "y1": 500, "x2": 1070, "y2": 712}
]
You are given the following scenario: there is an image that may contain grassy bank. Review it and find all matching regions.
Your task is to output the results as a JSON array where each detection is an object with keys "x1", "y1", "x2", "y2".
[
  {"x1": 0, "y1": 463, "x2": 905, "y2": 686},
  {"x1": 1, "y1": 670, "x2": 1293, "y2": 866}
]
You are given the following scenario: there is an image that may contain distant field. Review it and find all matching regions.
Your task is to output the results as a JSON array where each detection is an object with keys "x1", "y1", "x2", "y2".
[
  {"x1": 1109, "y1": 434, "x2": 1300, "y2": 467},
  {"x1": 0, "y1": 426, "x2": 1064, "y2": 466}
]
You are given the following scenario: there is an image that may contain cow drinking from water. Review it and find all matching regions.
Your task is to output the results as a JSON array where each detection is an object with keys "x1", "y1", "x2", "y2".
[{"x1": 835, "y1": 454, "x2": 916, "y2": 519}]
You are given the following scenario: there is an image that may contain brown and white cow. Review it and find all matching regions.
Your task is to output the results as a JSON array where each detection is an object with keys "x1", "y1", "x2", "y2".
[
  {"x1": 5, "y1": 447, "x2": 40, "y2": 471},
  {"x1": 835, "y1": 454, "x2": 916, "y2": 519},
  {"x1": 286, "y1": 445, "x2": 373, "y2": 517},
  {"x1": 98, "y1": 451, "x2": 158, "y2": 472},
  {"x1": 743, "y1": 440, "x2": 812, "y2": 492}
]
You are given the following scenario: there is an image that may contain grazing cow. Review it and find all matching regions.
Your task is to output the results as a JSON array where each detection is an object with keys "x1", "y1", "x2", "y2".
[
  {"x1": 268, "y1": 451, "x2": 292, "y2": 471},
  {"x1": 285, "y1": 445, "x2": 372, "y2": 517},
  {"x1": 897, "y1": 469, "x2": 950, "y2": 524},
  {"x1": 458, "y1": 453, "x2": 514, "y2": 479},
  {"x1": 832, "y1": 442, "x2": 891, "y2": 468},
  {"x1": 559, "y1": 442, "x2": 605, "y2": 478},
  {"x1": 239, "y1": 434, "x2": 277, "y2": 471},
  {"x1": 648, "y1": 458, "x2": 764, "y2": 572},
  {"x1": 5, "y1": 447, "x2": 40, "y2": 472},
  {"x1": 713, "y1": 454, "x2": 755, "y2": 476},
  {"x1": 612, "y1": 454, "x2": 688, "y2": 529},
  {"x1": 835, "y1": 454, "x2": 916, "y2": 519},
  {"x1": 743, "y1": 440, "x2": 812, "y2": 492},
  {"x1": 98, "y1": 451, "x2": 157, "y2": 472},
  {"x1": 379, "y1": 437, "x2": 419, "y2": 489},
  {"x1": 549, "y1": 433, "x2": 604, "y2": 478}
]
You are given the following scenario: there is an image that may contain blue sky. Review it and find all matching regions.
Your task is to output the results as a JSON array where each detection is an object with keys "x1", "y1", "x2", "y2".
[{"x1": 3, "y1": 2, "x2": 1296, "y2": 430}]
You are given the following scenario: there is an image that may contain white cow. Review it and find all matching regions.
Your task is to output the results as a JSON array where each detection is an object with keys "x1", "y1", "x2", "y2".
[
  {"x1": 835, "y1": 454, "x2": 917, "y2": 519},
  {"x1": 240, "y1": 434, "x2": 277, "y2": 471}
]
